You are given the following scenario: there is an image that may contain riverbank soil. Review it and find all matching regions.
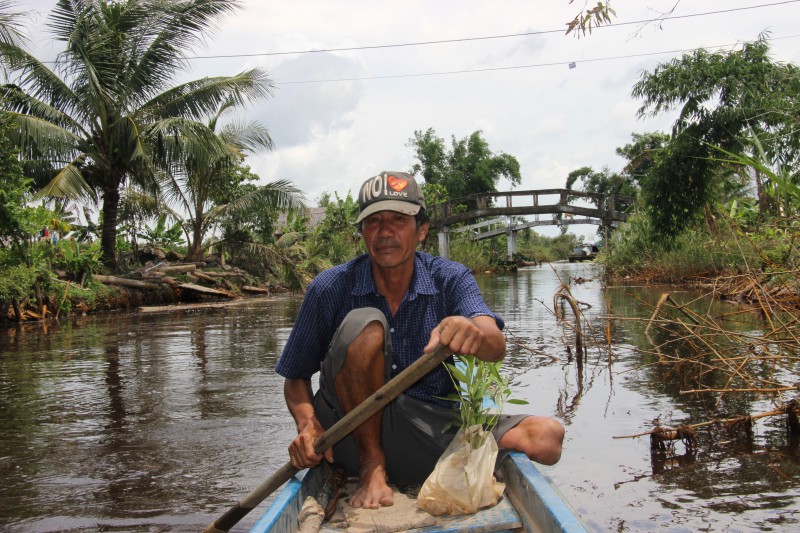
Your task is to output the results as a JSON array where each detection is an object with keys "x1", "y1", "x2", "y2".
[{"x1": 1, "y1": 253, "x2": 288, "y2": 324}]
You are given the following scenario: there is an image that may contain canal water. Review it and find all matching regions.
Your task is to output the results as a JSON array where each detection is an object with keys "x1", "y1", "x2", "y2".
[{"x1": 1, "y1": 262, "x2": 798, "y2": 532}]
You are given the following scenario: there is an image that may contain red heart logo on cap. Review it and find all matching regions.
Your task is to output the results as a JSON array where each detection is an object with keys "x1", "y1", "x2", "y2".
[{"x1": 387, "y1": 175, "x2": 408, "y2": 192}]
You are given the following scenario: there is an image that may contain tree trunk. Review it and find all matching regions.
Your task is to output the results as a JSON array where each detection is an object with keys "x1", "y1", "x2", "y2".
[
  {"x1": 101, "y1": 182, "x2": 121, "y2": 271},
  {"x1": 755, "y1": 169, "x2": 767, "y2": 216},
  {"x1": 11, "y1": 298, "x2": 21, "y2": 322},
  {"x1": 187, "y1": 215, "x2": 205, "y2": 263}
]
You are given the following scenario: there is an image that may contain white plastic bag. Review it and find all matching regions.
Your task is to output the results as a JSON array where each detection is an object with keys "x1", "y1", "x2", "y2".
[{"x1": 417, "y1": 424, "x2": 505, "y2": 516}]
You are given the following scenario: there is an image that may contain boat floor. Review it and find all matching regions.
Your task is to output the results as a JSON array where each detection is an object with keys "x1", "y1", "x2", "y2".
[
  {"x1": 318, "y1": 481, "x2": 520, "y2": 533},
  {"x1": 251, "y1": 453, "x2": 588, "y2": 533}
]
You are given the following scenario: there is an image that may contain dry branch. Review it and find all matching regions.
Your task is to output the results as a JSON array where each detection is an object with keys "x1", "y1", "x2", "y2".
[
  {"x1": 614, "y1": 401, "x2": 800, "y2": 443},
  {"x1": 553, "y1": 284, "x2": 583, "y2": 351}
]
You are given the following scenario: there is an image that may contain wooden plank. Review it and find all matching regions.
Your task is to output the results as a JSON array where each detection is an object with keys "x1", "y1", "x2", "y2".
[{"x1": 178, "y1": 283, "x2": 234, "y2": 297}]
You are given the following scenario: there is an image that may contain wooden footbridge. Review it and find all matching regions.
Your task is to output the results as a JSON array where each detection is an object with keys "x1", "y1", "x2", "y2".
[{"x1": 427, "y1": 189, "x2": 634, "y2": 260}]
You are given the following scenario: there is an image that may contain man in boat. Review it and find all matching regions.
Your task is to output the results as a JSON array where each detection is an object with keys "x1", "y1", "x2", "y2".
[{"x1": 275, "y1": 171, "x2": 564, "y2": 509}]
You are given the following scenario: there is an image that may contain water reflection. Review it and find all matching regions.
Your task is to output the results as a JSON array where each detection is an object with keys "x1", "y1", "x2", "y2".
[{"x1": 1, "y1": 265, "x2": 799, "y2": 531}]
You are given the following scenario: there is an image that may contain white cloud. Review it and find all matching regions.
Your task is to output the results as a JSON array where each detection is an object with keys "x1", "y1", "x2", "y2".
[{"x1": 21, "y1": 0, "x2": 800, "y2": 214}]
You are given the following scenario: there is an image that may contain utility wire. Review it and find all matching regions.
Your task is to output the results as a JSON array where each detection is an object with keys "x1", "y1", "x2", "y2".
[
  {"x1": 277, "y1": 34, "x2": 800, "y2": 85},
  {"x1": 186, "y1": 0, "x2": 800, "y2": 60}
]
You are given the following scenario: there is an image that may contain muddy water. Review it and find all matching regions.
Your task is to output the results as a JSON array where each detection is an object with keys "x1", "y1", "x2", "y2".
[{"x1": 1, "y1": 262, "x2": 798, "y2": 531}]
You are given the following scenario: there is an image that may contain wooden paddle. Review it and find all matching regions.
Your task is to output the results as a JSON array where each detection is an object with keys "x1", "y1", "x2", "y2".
[{"x1": 203, "y1": 343, "x2": 451, "y2": 533}]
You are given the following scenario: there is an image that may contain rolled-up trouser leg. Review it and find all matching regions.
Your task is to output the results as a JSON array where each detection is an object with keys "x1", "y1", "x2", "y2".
[{"x1": 314, "y1": 307, "x2": 529, "y2": 485}]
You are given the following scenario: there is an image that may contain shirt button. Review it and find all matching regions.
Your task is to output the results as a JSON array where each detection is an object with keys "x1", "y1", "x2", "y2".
[
  {"x1": 392, "y1": 364, "x2": 397, "y2": 369},
  {"x1": 390, "y1": 328, "x2": 395, "y2": 333}
]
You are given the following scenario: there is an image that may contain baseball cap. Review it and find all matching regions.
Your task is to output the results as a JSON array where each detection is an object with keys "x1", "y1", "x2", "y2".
[{"x1": 355, "y1": 171, "x2": 426, "y2": 223}]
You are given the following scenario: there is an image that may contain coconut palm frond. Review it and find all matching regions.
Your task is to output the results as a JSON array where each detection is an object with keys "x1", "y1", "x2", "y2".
[
  {"x1": 118, "y1": 188, "x2": 167, "y2": 222},
  {"x1": 133, "y1": 0, "x2": 242, "y2": 92},
  {"x1": 8, "y1": 112, "x2": 82, "y2": 160},
  {"x1": 3, "y1": 87, "x2": 83, "y2": 133},
  {"x1": 146, "y1": 116, "x2": 230, "y2": 168},
  {"x1": 34, "y1": 160, "x2": 96, "y2": 203},
  {"x1": 0, "y1": 1, "x2": 29, "y2": 51},
  {"x1": 213, "y1": 180, "x2": 308, "y2": 221},
  {"x1": 219, "y1": 119, "x2": 274, "y2": 153},
  {"x1": 147, "y1": 68, "x2": 274, "y2": 121},
  {"x1": 3, "y1": 51, "x2": 81, "y2": 117}
]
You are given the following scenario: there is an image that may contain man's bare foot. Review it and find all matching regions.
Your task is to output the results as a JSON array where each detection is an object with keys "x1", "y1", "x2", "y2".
[{"x1": 348, "y1": 462, "x2": 394, "y2": 509}]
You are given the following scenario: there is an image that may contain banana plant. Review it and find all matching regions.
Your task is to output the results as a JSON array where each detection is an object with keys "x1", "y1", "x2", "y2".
[{"x1": 55, "y1": 239, "x2": 102, "y2": 285}]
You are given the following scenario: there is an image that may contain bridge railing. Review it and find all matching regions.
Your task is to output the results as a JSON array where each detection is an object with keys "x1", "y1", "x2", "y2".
[{"x1": 427, "y1": 189, "x2": 635, "y2": 229}]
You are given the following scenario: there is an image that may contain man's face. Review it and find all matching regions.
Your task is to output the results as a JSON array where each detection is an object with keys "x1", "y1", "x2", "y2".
[{"x1": 360, "y1": 210, "x2": 429, "y2": 270}]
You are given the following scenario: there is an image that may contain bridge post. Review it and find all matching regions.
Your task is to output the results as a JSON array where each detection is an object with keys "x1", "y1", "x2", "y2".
[
  {"x1": 506, "y1": 216, "x2": 516, "y2": 261},
  {"x1": 437, "y1": 226, "x2": 450, "y2": 260},
  {"x1": 602, "y1": 194, "x2": 616, "y2": 255}
]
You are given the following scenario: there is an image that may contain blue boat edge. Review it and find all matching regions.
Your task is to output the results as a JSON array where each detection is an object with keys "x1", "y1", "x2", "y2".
[
  {"x1": 250, "y1": 451, "x2": 587, "y2": 533},
  {"x1": 249, "y1": 469, "x2": 310, "y2": 533},
  {"x1": 501, "y1": 452, "x2": 588, "y2": 532}
]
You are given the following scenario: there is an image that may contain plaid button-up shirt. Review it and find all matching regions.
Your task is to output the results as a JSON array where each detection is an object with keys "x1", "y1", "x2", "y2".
[{"x1": 275, "y1": 251, "x2": 503, "y2": 406}]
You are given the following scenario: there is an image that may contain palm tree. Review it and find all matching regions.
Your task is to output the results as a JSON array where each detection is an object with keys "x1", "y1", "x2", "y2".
[
  {"x1": 0, "y1": 0, "x2": 27, "y2": 53},
  {"x1": 161, "y1": 102, "x2": 307, "y2": 262},
  {"x1": 1, "y1": 0, "x2": 273, "y2": 269}
]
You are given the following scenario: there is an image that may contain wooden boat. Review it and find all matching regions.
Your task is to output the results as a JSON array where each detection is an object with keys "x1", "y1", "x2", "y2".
[{"x1": 250, "y1": 451, "x2": 587, "y2": 532}]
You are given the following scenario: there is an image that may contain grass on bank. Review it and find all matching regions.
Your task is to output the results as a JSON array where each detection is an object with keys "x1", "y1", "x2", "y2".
[{"x1": 600, "y1": 211, "x2": 798, "y2": 285}]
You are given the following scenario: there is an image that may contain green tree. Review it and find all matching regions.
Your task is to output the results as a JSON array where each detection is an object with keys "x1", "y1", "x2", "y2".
[
  {"x1": 631, "y1": 38, "x2": 800, "y2": 238},
  {"x1": 161, "y1": 103, "x2": 306, "y2": 262},
  {"x1": 565, "y1": 166, "x2": 631, "y2": 204},
  {"x1": 565, "y1": 132, "x2": 669, "y2": 209},
  {"x1": 1, "y1": 0, "x2": 273, "y2": 269},
  {"x1": 615, "y1": 132, "x2": 670, "y2": 188},
  {"x1": 0, "y1": 112, "x2": 31, "y2": 260},
  {"x1": 408, "y1": 128, "x2": 522, "y2": 210},
  {"x1": 310, "y1": 191, "x2": 362, "y2": 265},
  {"x1": 213, "y1": 164, "x2": 277, "y2": 248}
]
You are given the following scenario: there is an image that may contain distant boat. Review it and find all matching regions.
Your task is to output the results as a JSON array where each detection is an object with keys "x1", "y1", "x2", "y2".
[
  {"x1": 250, "y1": 451, "x2": 588, "y2": 532},
  {"x1": 568, "y1": 244, "x2": 598, "y2": 263}
]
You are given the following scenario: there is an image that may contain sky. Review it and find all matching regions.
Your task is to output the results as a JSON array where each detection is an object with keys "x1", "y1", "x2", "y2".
[{"x1": 21, "y1": 1, "x2": 800, "y2": 239}]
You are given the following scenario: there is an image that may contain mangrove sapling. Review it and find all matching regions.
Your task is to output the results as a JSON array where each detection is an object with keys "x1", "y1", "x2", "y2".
[
  {"x1": 418, "y1": 356, "x2": 528, "y2": 515},
  {"x1": 441, "y1": 355, "x2": 528, "y2": 447}
]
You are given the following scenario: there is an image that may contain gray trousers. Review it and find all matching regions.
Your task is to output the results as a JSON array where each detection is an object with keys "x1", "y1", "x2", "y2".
[{"x1": 314, "y1": 307, "x2": 525, "y2": 486}]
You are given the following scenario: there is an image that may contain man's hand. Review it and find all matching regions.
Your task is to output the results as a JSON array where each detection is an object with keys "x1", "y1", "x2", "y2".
[
  {"x1": 287, "y1": 418, "x2": 334, "y2": 470},
  {"x1": 424, "y1": 315, "x2": 505, "y2": 362},
  {"x1": 284, "y1": 378, "x2": 334, "y2": 470}
]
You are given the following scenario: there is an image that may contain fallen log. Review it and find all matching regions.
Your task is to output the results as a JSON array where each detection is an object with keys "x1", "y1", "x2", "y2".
[
  {"x1": 242, "y1": 285, "x2": 269, "y2": 294},
  {"x1": 203, "y1": 271, "x2": 242, "y2": 278},
  {"x1": 178, "y1": 282, "x2": 234, "y2": 298},
  {"x1": 160, "y1": 264, "x2": 197, "y2": 274},
  {"x1": 138, "y1": 298, "x2": 262, "y2": 313},
  {"x1": 193, "y1": 271, "x2": 217, "y2": 283},
  {"x1": 95, "y1": 274, "x2": 160, "y2": 290}
]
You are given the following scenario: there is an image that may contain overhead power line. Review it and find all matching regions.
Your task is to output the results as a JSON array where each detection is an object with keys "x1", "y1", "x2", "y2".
[
  {"x1": 276, "y1": 34, "x2": 799, "y2": 85},
  {"x1": 185, "y1": 0, "x2": 800, "y2": 60}
]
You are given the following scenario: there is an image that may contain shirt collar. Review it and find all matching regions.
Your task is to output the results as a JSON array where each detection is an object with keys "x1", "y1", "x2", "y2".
[{"x1": 351, "y1": 252, "x2": 439, "y2": 298}]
